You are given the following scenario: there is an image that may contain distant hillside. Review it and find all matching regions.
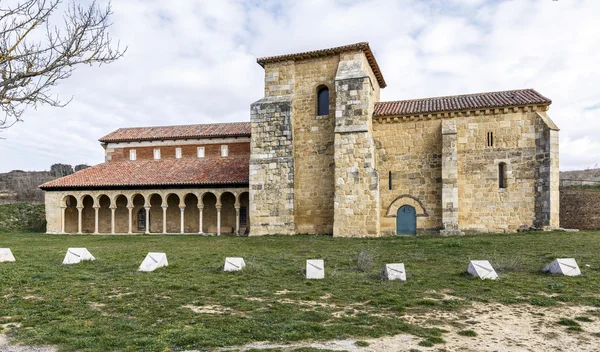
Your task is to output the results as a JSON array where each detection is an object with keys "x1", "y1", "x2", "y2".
[
  {"x1": 0, "y1": 164, "x2": 90, "y2": 203},
  {"x1": 560, "y1": 169, "x2": 600, "y2": 188},
  {"x1": 561, "y1": 168, "x2": 600, "y2": 181}
]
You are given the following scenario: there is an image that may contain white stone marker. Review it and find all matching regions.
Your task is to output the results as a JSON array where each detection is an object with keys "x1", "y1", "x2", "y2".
[
  {"x1": 0, "y1": 248, "x2": 15, "y2": 262},
  {"x1": 467, "y1": 260, "x2": 498, "y2": 280},
  {"x1": 62, "y1": 248, "x2": 95, "y2": 265},
  {"x1": 384, "y1": 263, "x2": 407, "y2": 281},
  {"x1": 224, "y1": 257, "x2": 246, "y2": 272},
  {"x1": 543, "y1": 258, "x2": 581, "y2": 276},
  {"x1": 306, "y1": 259, "x2": 324, "y2": 279},
  {"x1": 138, "y1": 252, "x2": 168, "y2": 272}
]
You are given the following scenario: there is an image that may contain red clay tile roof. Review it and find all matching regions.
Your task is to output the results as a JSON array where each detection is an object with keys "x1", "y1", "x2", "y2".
[
  {"x1": 257, "y1": 42, "x2": 387, "y2": 88},
  {"x1": 99, "y1": 122, "x2": 251, "y2": 143},
  {"x1": 374, "y1": 89, "x2": 551, "y2": 117},
  {"x1": 40, "y1": 157, "x2": 249, "y2": 189}
]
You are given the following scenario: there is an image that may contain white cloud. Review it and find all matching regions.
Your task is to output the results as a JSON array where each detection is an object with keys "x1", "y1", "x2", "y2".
[{"x1": 0, "y1": 0, "x2": 599, "y2": 172}]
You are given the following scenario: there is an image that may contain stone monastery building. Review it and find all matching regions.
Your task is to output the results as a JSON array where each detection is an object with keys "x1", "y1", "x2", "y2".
[{"x1": 41, "y1": 42, "x2": 560, "y2": 237}]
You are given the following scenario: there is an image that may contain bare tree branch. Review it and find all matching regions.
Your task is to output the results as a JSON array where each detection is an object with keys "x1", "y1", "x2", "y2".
[{"x1": 0, "y1": 0, "x2": 126, "y2": 132}]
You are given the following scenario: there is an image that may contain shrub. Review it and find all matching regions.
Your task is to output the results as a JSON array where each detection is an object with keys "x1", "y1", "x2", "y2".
[
  {"x1": 458, "y1": 330, "x2": 477, "y2": 337},
  {"x1": 356, "y1": 248, "x2": 374, "y2": 272},
  {"x1": 0, "y1": 203, "x2": 46, "y2": 232}
]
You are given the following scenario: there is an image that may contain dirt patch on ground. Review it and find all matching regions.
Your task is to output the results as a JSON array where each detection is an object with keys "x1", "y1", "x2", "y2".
[
  {"x1": 0, "y1": 334, "x2": 57, "y2": 352},
  {"x1": 20, "y1": 296, "x2": 43, "y2": 301},
  {"x1": 274, "y1": 289, "x2": 294, "y2": 295},
  {"x1": 181, "y1": 304, "x2": 237, "y2": 315},
  {"x1": 107, "y1": 292, "x2": 133, "y2": 299},
  {"x1": 216, "y1": 302, "x2": 600, "y2": 351}
]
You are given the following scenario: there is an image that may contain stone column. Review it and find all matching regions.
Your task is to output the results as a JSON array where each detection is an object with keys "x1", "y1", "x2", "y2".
[
  {"x1": 440, "y1": 120, "x2": 462, "y2": 236},
  {"x1": 144, "y1": 206, "x2": 151, "y2": 234},
  {"x1": 216, "y1": 205, "x2": 221, "y2": 236},
  {"x1": 235, "y1": 206, "x2": 240, "y2": 235},
  {"x1": 127, "y1": 206, "x2": 134, "y2": 234},
  {"x1": 110, "y1": 206, "x2": 116, "y2": 234},
  {"x1": 93, "y1": 206, "x2": 100, "y2": 234},
  {"x1": 179, "y1": 206, "x2": 185, "y2": 234},
  {"x1": 60, "y1": 206, "x2": 67, "y2": 234},
  {"x1": 198, "y1": 206, "x2": 203, "y2": 234},
  {"x1": 76, "y1": 206, "x2": 83, "y2": 234},
  {"x1": 162, "y1": 205, "x2": 168, "y2": 234}
]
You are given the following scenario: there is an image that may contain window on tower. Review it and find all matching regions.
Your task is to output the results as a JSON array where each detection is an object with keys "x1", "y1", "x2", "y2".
[{"x1": 317, "y1": 86, "x2": 329, "y2": 116}]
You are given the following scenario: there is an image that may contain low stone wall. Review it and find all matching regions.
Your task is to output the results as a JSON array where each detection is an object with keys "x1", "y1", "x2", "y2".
[{"x1": 560, "y1": 188, "x2": 600, "y2": 230}]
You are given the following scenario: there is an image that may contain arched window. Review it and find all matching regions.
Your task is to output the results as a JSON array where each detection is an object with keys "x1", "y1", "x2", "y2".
[
  {"x1": 317, "y1": 86, "x2": 329, "y2": 116},
  {"x1": 498, "y1": 163, "x2": 507, "y2": 189}
]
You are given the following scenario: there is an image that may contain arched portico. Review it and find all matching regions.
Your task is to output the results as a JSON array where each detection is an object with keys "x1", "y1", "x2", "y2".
[{"x1": 46, "y1": 187, "x2": 249, "y2": 235}]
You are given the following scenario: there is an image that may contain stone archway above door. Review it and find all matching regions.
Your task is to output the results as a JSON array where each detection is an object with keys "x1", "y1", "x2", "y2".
[{"x1": 385, "y1": 195, "x2": 428, "y2": 217}]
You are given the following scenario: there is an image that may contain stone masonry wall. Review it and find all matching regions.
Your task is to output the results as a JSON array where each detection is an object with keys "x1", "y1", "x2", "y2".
[
  {"x1": 374, "y1": 119, "x2": 442, "y2": 235},
  {"x1": 560, "y1": 188, "x2": 600, "y2": 230},
  {"x1": 374, "y1": 108, "x2": 559, "y2": 235},
  {"x1": 292, "y1": 56, "x2": 338, "y2": 234},
  {"x1": 333, "y1": 51, "x2": 380, "y2": 237},
  {"x1": 456, "y1": 109, "x2": 553, "y2": 233}
]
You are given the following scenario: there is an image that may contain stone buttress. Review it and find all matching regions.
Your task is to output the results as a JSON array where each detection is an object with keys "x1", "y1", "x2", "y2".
[
  {"x1": 249, "y1": 62, "x2": 296, "y2": 235},
  {"x1": 332, "y1": 52, "x2": 380, "y2": 237},
  {"x1": 534, "y1": 111, "x2": 560, "y2": 229},
  {"x1": 440, "y1": 119, "x2": 462, "y2": 235}
]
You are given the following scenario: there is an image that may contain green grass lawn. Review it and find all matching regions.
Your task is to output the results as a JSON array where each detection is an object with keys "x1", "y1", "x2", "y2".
[{"x1": 1, "y1": 231, "x2": 600, "y2": 351}]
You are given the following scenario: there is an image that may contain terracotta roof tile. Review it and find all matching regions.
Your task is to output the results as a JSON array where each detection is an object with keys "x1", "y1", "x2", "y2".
[
  {"x1": 374, "y1": 89, "x2": 551, "y2": 117},
  {"x1": 257, "y1": 42, "x2": 387, "y2": 88},
  {"x1": 99, "y1": 122, "x2": 251, "y2": 143},
  {"x1": 40, "y1": 157, "x2": 249, "y2": 190}
]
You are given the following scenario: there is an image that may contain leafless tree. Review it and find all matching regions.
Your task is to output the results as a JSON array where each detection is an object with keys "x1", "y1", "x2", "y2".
[{"x1": 0, "y1": 0, "x2": 125, "y2": 131}]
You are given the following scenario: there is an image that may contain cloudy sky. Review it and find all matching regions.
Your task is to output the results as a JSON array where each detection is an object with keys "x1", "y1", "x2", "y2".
[{"x1": 0, "y1": 0, "x2": 598, "y2": 172}]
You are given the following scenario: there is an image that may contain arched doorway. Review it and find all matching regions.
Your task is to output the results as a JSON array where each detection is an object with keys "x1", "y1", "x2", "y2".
[
  {"x1": 396, "y1": 205, "x2": 416, "y2": 236},
  {"x1": 239, "y1": 192, "x2": 249, "y2": 235},
  {"x1": 202, "y1": 192, "x2": 217, "y2": 234},
  {"x1": 149, "y1": 194, "x2": 163, "y2": 233},
  {"x1": 114, "y1": 195, "x2": 128, "y2": 233},
  {"x1": 165, "y1": 194, "x2": 180, "y2": 233},
  {"x1": 131, "y1": 194, "x2": 145, "y2": 233},
  {"x1": 81, "y1": 195, "x2": 95, "y2": 233},
  {"x1": 220, "y1": 192, "x2": 236, "y2": 235},
  {"x1": 97, "y1": 195, "x2": 111, "y2": 233},
  {"x1": 63, "y1": 195, "x2": 78, "y2": 233},
  {"x1": 183, "y1": 194, "x2": 199, "y2": 233}
]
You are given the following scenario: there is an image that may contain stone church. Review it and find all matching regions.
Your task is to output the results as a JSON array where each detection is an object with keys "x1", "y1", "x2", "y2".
[{"x1": 41, "y1": 42, "x2": 560, "y2": 236}]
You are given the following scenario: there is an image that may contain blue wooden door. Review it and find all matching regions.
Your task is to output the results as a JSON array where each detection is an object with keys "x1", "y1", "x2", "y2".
[{"x1": 396, "y1": 205, "x2": 416, "y2": 236}]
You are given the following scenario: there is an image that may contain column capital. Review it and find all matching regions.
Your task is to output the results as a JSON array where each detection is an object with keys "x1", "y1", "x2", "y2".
[
  {"x1": 109, "y1": 206, "x2": 117, "y2": 210},
  {"x1": 60, "y1": 205, "x2": 67, "y2": 209},
  {"x1": 197, "y1": 205, "x2": 204, "y2": 210},
  {"x1": 216, "y1": 205, "x2": 222, "y2": 211},
  {"x1": 161, "y1": 205, "x2": 168, "y2": 209},
  {"x1": 179, "y1": 206, "x2": 186, "y2": 210},
  {"x1": 144, "y1": 205, "x2": 151, "y2": 209},
  {"x1": 76, "y1": 205, "x2": 84, "y2": 210},
  {"x1": 126, "y1": 205, "x2": 135, "y2": 210},
  {"x1": 93, "y1": 205, "x2": 101, "y2": 210}
]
